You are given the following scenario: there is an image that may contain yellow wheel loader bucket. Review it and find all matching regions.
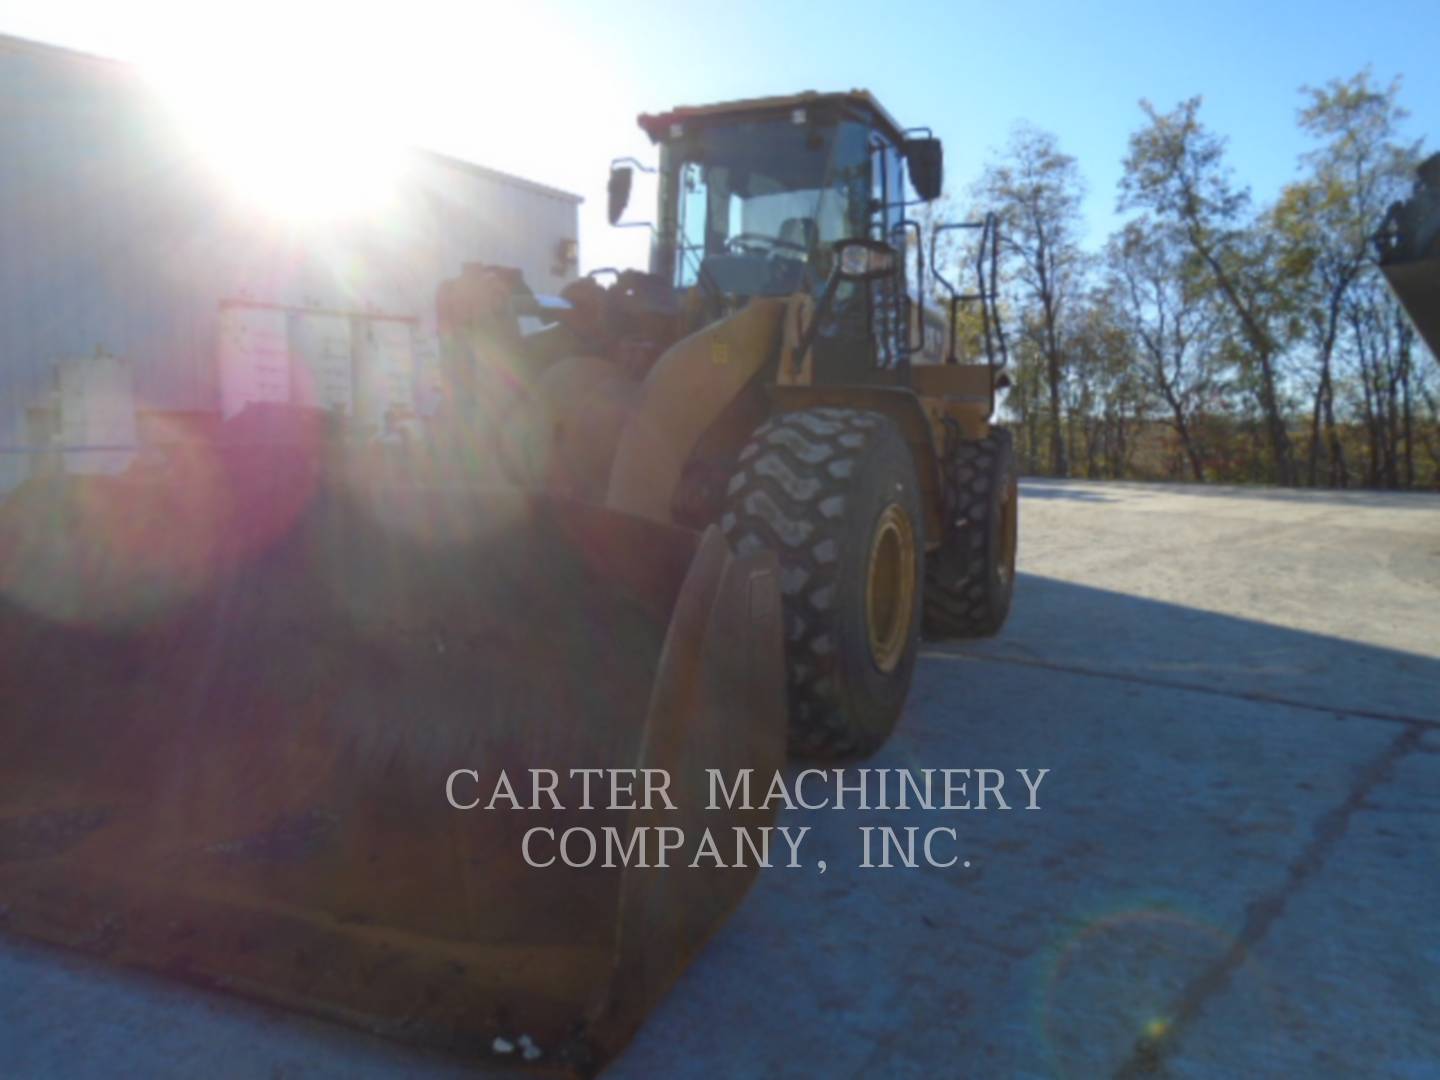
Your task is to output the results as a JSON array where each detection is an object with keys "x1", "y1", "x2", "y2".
[{"x1": 0, "y1": 445, "x2": 785, "y2": 1074}]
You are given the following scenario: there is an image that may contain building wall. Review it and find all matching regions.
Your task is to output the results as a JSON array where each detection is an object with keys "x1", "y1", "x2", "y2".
[{"x1": 0, "y1": 34, "x2": 580, "y2": 490}]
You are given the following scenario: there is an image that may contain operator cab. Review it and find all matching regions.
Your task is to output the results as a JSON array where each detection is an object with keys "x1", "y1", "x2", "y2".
[{"x1": 609, "y1": 91, "x2": 944, "y2": 382}]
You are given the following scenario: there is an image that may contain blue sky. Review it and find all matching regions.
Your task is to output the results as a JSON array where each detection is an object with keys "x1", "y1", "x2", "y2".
[{"x1": 2, "y1": 0, "x2": 1436, "y2": 271}]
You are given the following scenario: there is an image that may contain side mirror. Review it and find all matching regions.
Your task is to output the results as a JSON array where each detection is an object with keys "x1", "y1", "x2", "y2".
[
  {"x1": 834, "y1": 238, "x2": 900, "y2": 282},
  {"x1": 607, "y1": 165, "x2": 633, "y2": 226},
  {"x1": 903, "y1": 137, "x2": 944, "y2": 202}
]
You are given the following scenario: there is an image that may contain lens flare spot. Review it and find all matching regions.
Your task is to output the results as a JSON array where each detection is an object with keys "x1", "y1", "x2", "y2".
[
  {"x1": 1036, "y1": 905, "x2": 1275, "y2": 1078},
  {"x1": 0, "y1": 430, "x2": 227, "y2": 630}
]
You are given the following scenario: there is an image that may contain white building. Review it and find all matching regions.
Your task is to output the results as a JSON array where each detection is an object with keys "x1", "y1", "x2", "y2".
[{"x1": 0, "y1": 32, "x2": 581, "y2": 490}]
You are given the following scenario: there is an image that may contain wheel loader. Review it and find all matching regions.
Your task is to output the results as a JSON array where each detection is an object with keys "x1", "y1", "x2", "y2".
[
  {"x1": 453, "y1": 90, "x2": 1019, "y2": 756},
  {"x1": 0, "y1": 90, "x2": 1015, "y2": 1074}
]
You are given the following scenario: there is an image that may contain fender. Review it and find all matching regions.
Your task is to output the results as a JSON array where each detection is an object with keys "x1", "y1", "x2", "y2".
[{"x1": 606, "y1": 299, "x2": 786, "y2": 523}]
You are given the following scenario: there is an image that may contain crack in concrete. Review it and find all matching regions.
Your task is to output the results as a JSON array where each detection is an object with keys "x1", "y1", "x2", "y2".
[
  {"x1": 1109, "y1": 724, "x2": 1425, "y2": 1078},
  {"x1": 922, "y1": 649, "x2": 1440, "y2": 731}
]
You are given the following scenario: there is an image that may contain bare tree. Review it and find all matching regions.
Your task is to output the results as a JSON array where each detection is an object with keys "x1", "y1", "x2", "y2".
[
  {"x1": 1273, "y1": 70, "x2": 1419, "y2": 486},
  {"x1": 976, "y1": 125, "x2": 1088, "y2": 477},
  {"x1": 1106, "y1": 220, "x2": 1226, "y2": 481},
  {"x1": 1065, "y1": 292, "x2": 1146, "y2": 478},
  {"x1": 1121, "y1": 97, "x2": 1298, "y2": 485},
  {"x1": 1344, "y1": 277, "x2": 1421, "y2": 487}
]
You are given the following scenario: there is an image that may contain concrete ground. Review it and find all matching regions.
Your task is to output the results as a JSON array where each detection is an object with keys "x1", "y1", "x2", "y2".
[{"x1": 4, "y1": 479, "x2": 1438, "y2": 1078}]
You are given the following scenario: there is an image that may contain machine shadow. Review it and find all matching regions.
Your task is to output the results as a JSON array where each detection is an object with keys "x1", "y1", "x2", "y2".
[
  {"x1": 611, "y1": 570, "x2": 1439, "y2": 1077},
  {"x1": 1020, "y1": 477, "x2": 1440, "y2": 511},
  {"x1": 1016, "y1": 480, "x2": 1120, "y2": 502},
  {"x1": 938, "y1": 570, "x2": 1440, "y2": 723}
]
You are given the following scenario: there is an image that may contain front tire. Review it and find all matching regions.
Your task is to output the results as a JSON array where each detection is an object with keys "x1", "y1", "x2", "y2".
[{"x1": 722, "y1": 408, "x2": 923, "y2": 758}]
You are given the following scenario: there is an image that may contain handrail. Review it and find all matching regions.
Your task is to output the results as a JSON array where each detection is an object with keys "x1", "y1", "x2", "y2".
[
  {"x1": 890, "y1": 219, "x2": 925, "y2": 361},
  {"x1": 929, "y1": 213, "x2": 1009, "y2": 419}
]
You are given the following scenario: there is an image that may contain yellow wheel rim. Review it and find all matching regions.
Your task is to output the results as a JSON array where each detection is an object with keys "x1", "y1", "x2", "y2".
[{"x1": 865, "y1": 502, "x2": 917, "y2": 674}]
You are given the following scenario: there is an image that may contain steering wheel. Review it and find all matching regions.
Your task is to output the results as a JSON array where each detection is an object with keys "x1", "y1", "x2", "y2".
[{"x1": 726, "y1": 232, "x2": 809, "y2": 257}]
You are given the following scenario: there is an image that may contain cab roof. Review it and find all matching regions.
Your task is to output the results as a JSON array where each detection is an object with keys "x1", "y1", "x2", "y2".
[{"x1": 637, "y1": 90, "x2": 909, "y2": 145}]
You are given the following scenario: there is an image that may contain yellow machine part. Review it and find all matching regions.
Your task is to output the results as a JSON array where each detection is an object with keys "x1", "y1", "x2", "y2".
[
  {"x1": 0, "y1": 442, "x2": 786, "y2": 1074},
  {"x1": 513, "y1": 353, "x2": 641, "y2": 502},
  {"x1": 490, "y1": 299, "x2": 785, "y2": 527},
  {"x1": 605, "y1": 299, "x2": 786, "y2": 523}
]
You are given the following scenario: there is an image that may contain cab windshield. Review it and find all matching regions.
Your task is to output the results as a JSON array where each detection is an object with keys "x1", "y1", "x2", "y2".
[{"x1": 652, "y1": 118, "x2": 872, "y2": 297}]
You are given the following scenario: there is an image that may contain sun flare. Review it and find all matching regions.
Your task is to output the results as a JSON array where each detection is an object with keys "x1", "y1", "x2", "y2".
[{"x1": 141, "y1": 27, "x2": 405, "y2": 223}]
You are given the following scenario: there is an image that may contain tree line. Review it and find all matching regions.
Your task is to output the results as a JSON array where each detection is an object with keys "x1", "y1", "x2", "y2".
[{"x1": 937, "y1": 71, "x2": 1436, "y2": 489}]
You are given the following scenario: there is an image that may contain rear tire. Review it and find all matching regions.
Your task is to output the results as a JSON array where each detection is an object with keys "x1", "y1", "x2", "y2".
[
  {"x1": 924, "y1": 427, "x2": 1018, "y2": 639},
  {"x1": 722, "y1": 408, "x2": 923, "y2": 758}
]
